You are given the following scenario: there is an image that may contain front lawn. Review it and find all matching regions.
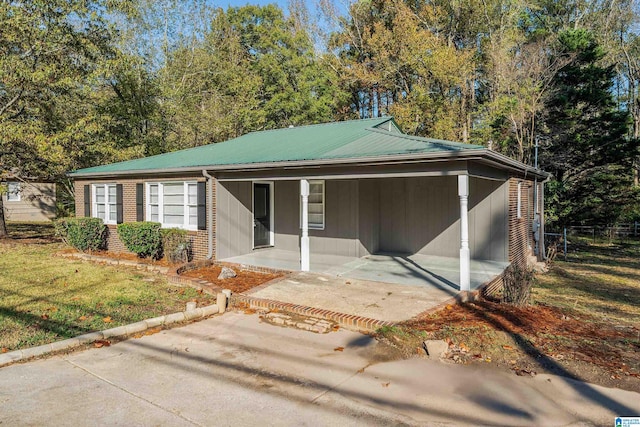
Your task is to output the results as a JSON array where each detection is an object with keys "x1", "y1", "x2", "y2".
[
  {"x1": 378, "y1": 236, "x2": 640, "y2": 392},
  {"x1": 0, "y1": 222, "x2": 215, "y2": 351}
]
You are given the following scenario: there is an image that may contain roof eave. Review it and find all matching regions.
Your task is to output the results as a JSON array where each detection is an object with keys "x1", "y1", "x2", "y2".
[{"x1": 68, "y1": 149, "x2": 549, "y2": 179}]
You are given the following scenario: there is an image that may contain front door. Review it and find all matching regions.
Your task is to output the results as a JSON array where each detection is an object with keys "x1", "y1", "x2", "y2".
[{"x1": 253, "y1": 183, "x2": 271, "y2": 248}]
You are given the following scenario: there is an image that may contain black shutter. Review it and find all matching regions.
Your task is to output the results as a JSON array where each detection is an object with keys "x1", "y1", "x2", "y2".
[
  {"x1": 197, "y1": 181, "x2": 207, "y2": 230},
  {"x1": 136, "y1": 183, "x2": 144, "y2": 221},
  {"x1": 83, "y1": 185, "x2": 91, "y2": 217},
  {"x1": 116, "y1": 184, "x2": 123, "y2": 224}
]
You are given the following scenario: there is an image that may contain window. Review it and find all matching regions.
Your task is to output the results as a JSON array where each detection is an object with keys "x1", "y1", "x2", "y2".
[
  {"x1": 301, "y1": 180, "x2": 325, "y2": 230},
  {"x1": 146, "y1": 181, "x2": 198, "y2": 230},
  {"x1": 516, "y1": 182, "x2": 522, "y2": 219},
  {"x1": 6, "y1": 182, "x2": 21, "y2": 202},
  {"x1": 93, "y1": 184, "x2": 117, "y2": 224}
]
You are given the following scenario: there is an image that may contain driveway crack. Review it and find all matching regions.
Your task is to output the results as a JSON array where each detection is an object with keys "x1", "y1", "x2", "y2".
[{"x1": 63, "y1": 358, "x2": 203, "y2": 426}]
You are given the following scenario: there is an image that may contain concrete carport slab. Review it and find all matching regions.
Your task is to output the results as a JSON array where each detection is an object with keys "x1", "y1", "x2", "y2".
[{"x1": 225, "y1": 250, "x2": 508, "y2": 322}]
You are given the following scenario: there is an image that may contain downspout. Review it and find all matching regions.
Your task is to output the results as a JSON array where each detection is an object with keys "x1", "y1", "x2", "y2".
[
  {"x1": 539, "y1": 174, "x2": 552, "y2": 260},
  {"x1": 202, "y1": 170, "x2": 214, "y2": 259}
]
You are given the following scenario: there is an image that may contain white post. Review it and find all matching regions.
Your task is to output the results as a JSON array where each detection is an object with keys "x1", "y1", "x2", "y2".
[
  {"x1": 458, "y1": 175, "x2": 471, "y2": 291},
  {"x1": 300, "y1": 179, "x2": 310, "y2": 271}
]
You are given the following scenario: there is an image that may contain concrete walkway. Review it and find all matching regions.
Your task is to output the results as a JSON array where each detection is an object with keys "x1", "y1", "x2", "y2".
[{"x1": 1, "y1": 312, "x2": 637, "y2": 426}]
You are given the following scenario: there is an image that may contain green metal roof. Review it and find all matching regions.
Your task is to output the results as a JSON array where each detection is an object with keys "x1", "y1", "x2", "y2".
[{"x1": 70, "y1": 117, "x2": 485, "y2": 176}]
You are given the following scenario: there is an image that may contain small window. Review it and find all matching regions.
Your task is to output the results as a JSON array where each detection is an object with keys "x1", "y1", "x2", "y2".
[
  {"x1": 6, "y1": 182, "x2": 21, "y2": 202},
  {"x1": 301, "y1": 180, "x2": 325, "y2": 230},
  {"x1": 517, "y1": 182, "x2": 522, "y2": 219},
  {"x1": 146, "y1": 181, "x2": 198, "y2": 230},
  {"x1": 93, "y1": 183, "x2": 117, "y2": 224}
]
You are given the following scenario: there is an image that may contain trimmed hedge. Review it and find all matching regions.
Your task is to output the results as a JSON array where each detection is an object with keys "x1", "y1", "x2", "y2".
[
  {"x1": 116, "y1": 222, "x2": 162, "y2": 259},
  {"x1": 162, "y1": 228, "x2": 192, "y2": 264},
  {"x1": 54, "y1": 217, "x2": 106, "y2": 252}
]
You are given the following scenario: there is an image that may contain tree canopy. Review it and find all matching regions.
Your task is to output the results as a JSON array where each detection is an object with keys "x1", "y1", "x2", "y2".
[{"x1": 1, "y1": 0, "x2": 639, "y2": 233}]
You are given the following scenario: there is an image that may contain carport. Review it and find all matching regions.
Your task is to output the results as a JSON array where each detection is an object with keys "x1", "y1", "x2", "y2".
[{"x1": 216, "y1": 170, "x2": 512, "y2": 292}]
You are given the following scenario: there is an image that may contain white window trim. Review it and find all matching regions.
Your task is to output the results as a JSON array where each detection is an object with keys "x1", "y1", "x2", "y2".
[
  {"x1": 145, "y1": 181, "x2": 198, "y2": 231},
  {"x1": 6, "y1": 182, "x2": 21, "y2": 202},
  {"x1": 92, "y1": 183, "x2": 117, "y2": 225},
  {"x1": 300, "y1": 180, "x2": 325, "y2": 230},
  {"x1": 252, "y1": 181, "x2": 275, "y2": 248},
  {"x1": 517, "y1": 182, "x2": 522, "y2": 219}
]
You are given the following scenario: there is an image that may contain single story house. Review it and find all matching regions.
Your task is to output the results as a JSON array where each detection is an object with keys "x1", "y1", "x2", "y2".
[
  {"x1": 2, "y1": 180, "x2": 56, "y2": 222},
  {"x1": 69, "y1": 117, "x2": 547, "y2": 291}
]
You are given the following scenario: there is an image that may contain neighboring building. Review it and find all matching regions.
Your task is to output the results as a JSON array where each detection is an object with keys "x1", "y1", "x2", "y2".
[
  {"x1": 2, "y1": 181, "x2": 56, "y2": 222},
  {"x1": 69, "y1": 118, "x2": 547, "y2": 291}
]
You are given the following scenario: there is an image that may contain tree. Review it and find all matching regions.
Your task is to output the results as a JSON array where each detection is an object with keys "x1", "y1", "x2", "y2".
[
  {"x1": 0, "y1": 1, "x2": 143, "y2": 235},
  {"x1": 540, "y1": 29, "x2": 639, "y2": 225},
  {"x1": 157, "y1": 4, "x2": 348, "y2": 150}
]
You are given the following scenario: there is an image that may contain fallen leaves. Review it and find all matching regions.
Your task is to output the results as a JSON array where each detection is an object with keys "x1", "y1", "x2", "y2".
[
  {"x1": 334, "y1": 346, "x2": 344, "y2": 352},
  {"x1": 381, "y1": 382, "x2": 390, "y2": 387},
  {"x1": 78, "y1": 315, "x2": 87, "y2": 321},
  {"x1": 1, "y1": 348, "x2": 8, "y2": 353},
  {"x1": 131, "y1": 327, "x2": 162, "y2": 339},
  {"x1": 102, "y1": 316, "x2": 113, "y2": 323},
  {"x1": 93, "y1": 340, "x2": 111, "y2": 348}
]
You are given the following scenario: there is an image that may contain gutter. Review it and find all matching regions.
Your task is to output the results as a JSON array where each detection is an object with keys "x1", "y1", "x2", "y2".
[{"x1": 202, "y1": 170, "x2": 214, "y2": 260}]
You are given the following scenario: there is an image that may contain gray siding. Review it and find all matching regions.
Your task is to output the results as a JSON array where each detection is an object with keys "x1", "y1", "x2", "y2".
[
  {"x1": 357, "y1": 179, "x2": 379, "y2": 256},
  {"x1": 373, "y1": 176, "x2": 508, "y2": 261},
  {"x1": 469, "y1": 178, "x2": 509, "y2": 261},
  {"x1": 216, "y1": 176, "x2": 508, "y2": 263},
  {"x1": 2, "y1": 182, "x2": 56, "y2": 222},
  {"x1": 215, "y1": 181, "x2": 252, "y2": 259},
  {"x1": 273, "y1": 181, "x2": 299, "y2": 251},
  {"x1": 309, "y1": 180, "x2": 359, "y2": 257}
]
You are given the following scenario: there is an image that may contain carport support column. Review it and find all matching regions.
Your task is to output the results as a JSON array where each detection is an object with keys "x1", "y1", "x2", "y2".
[
  {"x1": 300, "y1": 179, "x2": 310, "y2": 271},
  {"x1": 458, "y1": 175, "x2": 471, "y2": 291}
]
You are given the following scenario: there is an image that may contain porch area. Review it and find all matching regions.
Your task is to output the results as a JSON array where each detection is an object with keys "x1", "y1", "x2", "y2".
[{"x1": 223, "y1": 248, "x2": 508, "y2": 292}]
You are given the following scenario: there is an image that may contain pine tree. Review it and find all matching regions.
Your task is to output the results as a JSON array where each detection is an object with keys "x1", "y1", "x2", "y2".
[{"x1": 541, "y1": 29, "x2": 639, "y2": 225}]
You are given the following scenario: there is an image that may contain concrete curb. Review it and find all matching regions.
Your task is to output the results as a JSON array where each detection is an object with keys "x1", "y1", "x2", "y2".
[{"x1": 0, "y1": 304, "x2": 219, "y2": 369}]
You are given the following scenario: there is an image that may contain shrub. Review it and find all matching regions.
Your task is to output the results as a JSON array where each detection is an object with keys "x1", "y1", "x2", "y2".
[
  {"x1": 162, "y1": 228, "x2": 192, "y2": 264},
  {"x1": 116, "y1": 222, "x2": 162, "y2": 259},
  {"x1": 54, "y1": 217, "x2": 106, "y2": 252},
  {"x1": 502, "y1": 263, "x2": 535, "y2": 307}
]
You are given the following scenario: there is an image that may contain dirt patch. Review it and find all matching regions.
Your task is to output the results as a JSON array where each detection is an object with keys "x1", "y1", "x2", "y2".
[
  {"x1": 378, "y1": 299, "x2": 640, "y2": 392},
  {"x1": 182, "y1": 265, "x2": 283, "y2": 294}
]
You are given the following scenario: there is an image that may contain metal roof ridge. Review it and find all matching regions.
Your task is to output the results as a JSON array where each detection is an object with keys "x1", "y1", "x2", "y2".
[
  {"x1": 240, "y1": 116, "x2": 393, "y2": 136},
  {"x1": 364, "y1": 128, "x2": 484, "y2": 150}
]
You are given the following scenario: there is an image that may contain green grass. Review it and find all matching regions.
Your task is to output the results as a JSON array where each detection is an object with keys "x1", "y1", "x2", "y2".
[
  {"x1": 0, "y1": 222, "x2": 215, "y2": 350},
  {"x1": 534, "y1": 236, "x2": 640, "y2": 324}
]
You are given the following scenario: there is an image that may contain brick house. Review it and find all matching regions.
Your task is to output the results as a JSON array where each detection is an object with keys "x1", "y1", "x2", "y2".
[{"x1": 70, "y1": 118, "x2": 547, "y2": 291}]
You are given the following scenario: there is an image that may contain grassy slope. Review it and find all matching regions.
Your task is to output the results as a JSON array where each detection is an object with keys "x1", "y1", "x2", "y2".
[{"x1": 0, "y1": 223, "x2": 215, "y2": 350}]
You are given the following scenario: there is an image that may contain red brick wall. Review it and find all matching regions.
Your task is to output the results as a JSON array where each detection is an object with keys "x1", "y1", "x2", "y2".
[
  {"x1": 74, "y1": 176, "x2": 216, "y2": 261},
  {"x1": 508, "y1": 176, "x2": 535, "y2": 268}
]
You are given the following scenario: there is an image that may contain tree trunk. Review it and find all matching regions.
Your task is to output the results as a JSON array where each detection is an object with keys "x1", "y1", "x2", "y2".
[{"x1": 0, "y1": 196, "x2": 8, "y2": 238}]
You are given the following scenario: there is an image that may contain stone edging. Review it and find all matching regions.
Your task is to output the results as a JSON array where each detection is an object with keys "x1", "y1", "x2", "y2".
[{"x1": 0, "y1": 304, "x2": 219, "y2": 368}]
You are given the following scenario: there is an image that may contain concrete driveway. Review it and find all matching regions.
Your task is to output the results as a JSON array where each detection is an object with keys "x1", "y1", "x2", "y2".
[
  {"x1": 1, "y1": 312, "x2": 638, "y2": 426},
  {"x1": 248, "y1": 271, "x2": 456, "y2": 322}
]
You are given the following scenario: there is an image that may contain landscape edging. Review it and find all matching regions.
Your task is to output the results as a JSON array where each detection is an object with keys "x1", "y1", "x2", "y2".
[{"x1": 0, "y1": 304, "x2": 219, "y2": 368}]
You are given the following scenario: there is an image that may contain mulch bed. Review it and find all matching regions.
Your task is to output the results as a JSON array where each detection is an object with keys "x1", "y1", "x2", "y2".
[{"x1": 181, "y1": 265, "x2": 284, "y2": 294}]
